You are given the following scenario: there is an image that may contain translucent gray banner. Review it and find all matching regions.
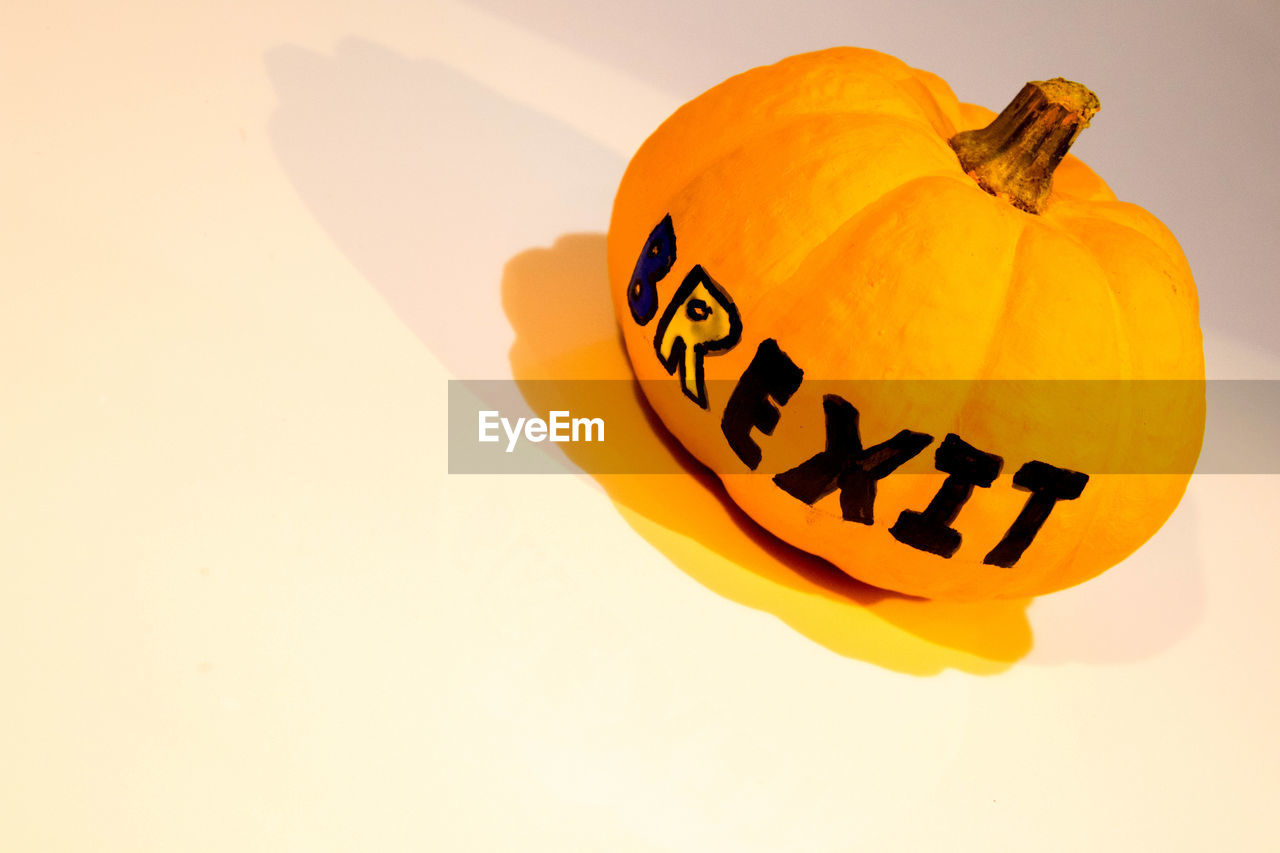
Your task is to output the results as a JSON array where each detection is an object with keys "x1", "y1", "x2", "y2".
[{"x1": 448, "y1": 380, "x2": 1279, "y2": 475}]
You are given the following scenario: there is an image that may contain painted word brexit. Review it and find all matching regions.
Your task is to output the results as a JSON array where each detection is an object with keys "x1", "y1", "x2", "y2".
[{"x1": 625, "y1": 214, "x2": 1089, "y2": 568}]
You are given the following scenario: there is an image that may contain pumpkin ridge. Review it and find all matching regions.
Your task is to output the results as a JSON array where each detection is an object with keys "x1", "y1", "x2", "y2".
[
  {"x1": 965, "y1": 217, "x2": 1032, "y2": 382},
  {"x1": 1043, "y1": 216, "x2": 1139, "y2": 380},
  {"x1": 895, "y1": 183, "x2": 1028, "y2": 382},
  {"x1": 755, "y1": 172, "x2": 994, "y2": 352},
  {"x1": 1055, "y1": 208, "x2": 1173, "y2": 536},
  {"x1": 658, "y1": 107, "x2": 955, "y2": 198},
  {"x1": 1051, "y1": 203, "x2": 1194, "y2": 291},
  {"x1": 946, "y1": 220, "x2": 1043, "y2": 597},
  {"x1": 609, "y1": 108, "x2": 964, "y2": 300},
  {"x1": 680, "y1": 108, "x2": 957, "y2": 183},
  {"x1": 617, "y1": 52, "x2": 960, "y2": 220},
  {"x1": 891, "y1": 71, "x2": 961, "y2": 138},
  {"x1": 654, "y1": 115, "x2": 966, "y2": 308},
  {"x1": 905, "y1": 68, "x2": 964, "y2": 133},
  {"x1": 959, "y1": 222, "x2": 1132, "y2": 598},
  {"x1": 762, "y1": 46, "x2": 962, "y2": 121},
  {"x1": 1043, "y1": 155, "x2": 1117, "y2": 203},
  {"x1": 778, "y1": 48, "x2": 967, "y2": 138},
  {"x1": 1049, "y1": 206, "x2": 1202, "y2": 377}
]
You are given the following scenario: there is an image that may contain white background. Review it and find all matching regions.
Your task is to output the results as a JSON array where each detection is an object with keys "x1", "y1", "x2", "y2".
[{"x1": 4, "y1": 1, "x2": 1278, "y2": 850}]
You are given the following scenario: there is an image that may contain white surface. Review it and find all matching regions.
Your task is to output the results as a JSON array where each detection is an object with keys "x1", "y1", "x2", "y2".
[{"x1": 3, "y1": 1, "x2": 1278, "y2": 850}]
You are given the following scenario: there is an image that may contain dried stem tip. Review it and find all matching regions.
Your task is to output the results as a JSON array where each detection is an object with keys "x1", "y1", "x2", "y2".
[{"x1": 949, "y1": 78, "x2": 1100, "y2": 214}]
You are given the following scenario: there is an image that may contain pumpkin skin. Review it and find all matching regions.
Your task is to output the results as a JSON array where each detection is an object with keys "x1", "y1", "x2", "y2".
[{"x1": 607, "y1": 47, "x2": 1204, "y2": 601}]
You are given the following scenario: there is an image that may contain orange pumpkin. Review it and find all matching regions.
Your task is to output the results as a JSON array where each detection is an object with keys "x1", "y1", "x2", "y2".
[{"x1": 607, "y1": 48, "x2": 1204, "y2": 601}]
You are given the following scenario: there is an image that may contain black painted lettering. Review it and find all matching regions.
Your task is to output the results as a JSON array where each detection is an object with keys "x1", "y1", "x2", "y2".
[
  {"x1": 983, "y1": 461, "x2": 1089, "y2": 567},
  {"x1": 774, "y1": 395, "x2": 933, "y2": 524},
  {"x1": 890, "y1": 434, "x2": 1003, "y2": 558},
  {"x1": 721, "y1": 339, "x2": 803, "y2": 469}
]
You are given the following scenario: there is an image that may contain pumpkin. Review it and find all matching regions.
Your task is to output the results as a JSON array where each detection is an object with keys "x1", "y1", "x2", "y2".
[{"x1": 607, "y1": 48, "x2": 1204, "y2": 601}]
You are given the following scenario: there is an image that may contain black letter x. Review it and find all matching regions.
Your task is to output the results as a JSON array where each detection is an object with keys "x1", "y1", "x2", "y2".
[{"x1": 773, "y1": 395, "x2": 933, "y2": 524}]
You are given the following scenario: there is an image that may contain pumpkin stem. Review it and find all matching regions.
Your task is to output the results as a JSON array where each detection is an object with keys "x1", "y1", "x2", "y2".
[{"x1": 949, "y1": 78, "x2": 1100, "y2": 214}]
